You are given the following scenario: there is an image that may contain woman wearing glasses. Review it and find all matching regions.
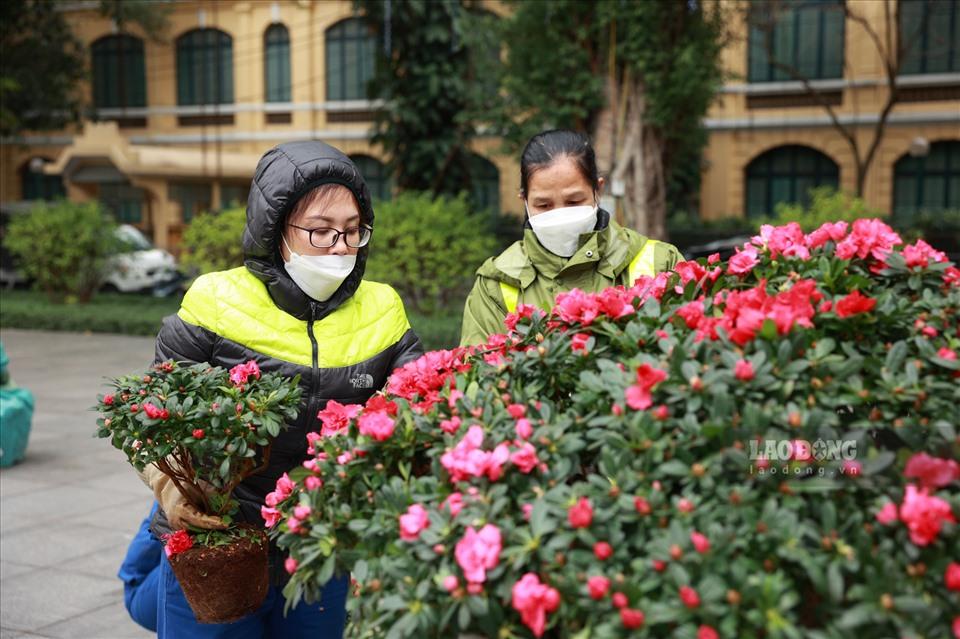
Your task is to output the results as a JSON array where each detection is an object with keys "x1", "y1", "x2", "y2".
[{"x1": 134, "y1": 140, "x2": 423, "y2": 638}]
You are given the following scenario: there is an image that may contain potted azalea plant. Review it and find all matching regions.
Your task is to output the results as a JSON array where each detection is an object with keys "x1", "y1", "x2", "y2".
[
  {"x1": 269, "y1": 219, "x2": 959, "y2": 638},
  {"x1": 95, "y1": 359, "x2": 301, "y2": 623}
]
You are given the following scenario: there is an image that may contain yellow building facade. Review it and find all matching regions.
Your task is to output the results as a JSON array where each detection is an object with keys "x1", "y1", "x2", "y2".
[
  {"x1": 0, "y1": 0, "x2": 957, "y2": 250},
  {"x1": 701, "y1": 0, "x2": 959, "y2": 221},
  {"x1": 0, "y1": 0, "x2": 516, "y2": 251}
]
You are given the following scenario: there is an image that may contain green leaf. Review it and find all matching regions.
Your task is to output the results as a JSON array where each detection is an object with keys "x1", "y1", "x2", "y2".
[{"x1": 827, "y1": 561, "x2": 843, "y2": 603}]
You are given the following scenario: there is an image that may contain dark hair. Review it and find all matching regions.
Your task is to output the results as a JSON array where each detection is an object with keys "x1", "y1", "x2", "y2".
[{"x1": 519, "y1": 129, "x2": 599, "y2": 197}]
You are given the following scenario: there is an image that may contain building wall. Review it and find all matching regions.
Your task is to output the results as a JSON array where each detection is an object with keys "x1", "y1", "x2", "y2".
[
  {"x1": 0, "y1": 0, "x2": 521, "y2": 252},
  {"x1": 701, "y1": 0, "x2": 960, "y2": 220}
]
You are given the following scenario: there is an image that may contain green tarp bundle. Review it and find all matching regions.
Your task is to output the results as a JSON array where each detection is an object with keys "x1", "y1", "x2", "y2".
[{"x1": 0, "y1": 340, "x2": 33, "y2": 467}]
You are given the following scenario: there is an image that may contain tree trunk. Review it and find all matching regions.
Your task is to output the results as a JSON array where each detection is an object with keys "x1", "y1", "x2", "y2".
[{"x1": 604, "y1": 74, "x2": 668, "y2": 239}]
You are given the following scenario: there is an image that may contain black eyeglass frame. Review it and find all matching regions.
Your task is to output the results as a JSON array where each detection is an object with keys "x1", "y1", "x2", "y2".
[{"x1": 287, "y1": 223, "x2": 373, "y2": 249}]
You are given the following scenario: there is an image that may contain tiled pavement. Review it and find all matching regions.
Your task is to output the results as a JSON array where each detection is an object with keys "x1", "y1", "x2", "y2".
[{"x1": 1, "y1": 329, "x2": 156, "y2": 639}]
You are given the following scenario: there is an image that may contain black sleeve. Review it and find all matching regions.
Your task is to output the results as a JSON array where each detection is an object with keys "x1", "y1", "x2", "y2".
[
  {"x1": 154, "y1": 313, "x2": 217, "y2": 366},
  {"x1": 388, "y1": 327, "x2": 425, "y2": 371}
]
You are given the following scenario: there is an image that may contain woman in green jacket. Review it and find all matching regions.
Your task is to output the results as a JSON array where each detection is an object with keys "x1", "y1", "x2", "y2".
[{"x1": 460, "y1": 129, "x2": 682, "y2": 345}]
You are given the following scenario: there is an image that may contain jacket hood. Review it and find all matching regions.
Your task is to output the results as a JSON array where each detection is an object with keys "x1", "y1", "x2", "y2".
[{"x1": 242, "y1": 141, "x2": 375, "y2": 321}]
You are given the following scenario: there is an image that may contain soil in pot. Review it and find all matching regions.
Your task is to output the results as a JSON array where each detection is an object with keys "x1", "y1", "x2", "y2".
[{"x1": 168, "y1": 527, "x2": 269, "y2": 624}]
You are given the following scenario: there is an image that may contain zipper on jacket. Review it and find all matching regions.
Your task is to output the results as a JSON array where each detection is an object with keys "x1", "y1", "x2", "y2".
[{"x1": 305, "y1": 304, "x2": 320, "y2": 431}]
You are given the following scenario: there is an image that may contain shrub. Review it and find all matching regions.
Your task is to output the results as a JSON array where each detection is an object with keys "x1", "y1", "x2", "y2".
[
  {"x1": 5, "y1": 200, "x2": 120, "y2": 302},
  {"x1": 180, "y1": 207, "x2": 246, "y2": 275},
  {"x1": 271, "y1": 218, "x2": 959, "y2": 638},
  {"x1": 0, "y1": 290, "x2": 179, "y2": 336},
  {"x1": 767, "y1": 187, "x2": 885, "y2": 232},
  {"x1": 364, "y1": 191, "x2": 499, "y2": 314}
]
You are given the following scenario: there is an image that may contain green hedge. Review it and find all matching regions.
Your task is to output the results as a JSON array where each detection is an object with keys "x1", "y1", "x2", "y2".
[
  {"x1": 0, "y1": 290, "x2": 181, "y2": 336},
  {"x1": 0, "y1": 290, "x2": 463, "y2": 351}
]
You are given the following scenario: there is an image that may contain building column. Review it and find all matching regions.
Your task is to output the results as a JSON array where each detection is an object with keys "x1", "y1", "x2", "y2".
[{"x1": 131, "y1": 178, "x2": 172, "y2": 250}]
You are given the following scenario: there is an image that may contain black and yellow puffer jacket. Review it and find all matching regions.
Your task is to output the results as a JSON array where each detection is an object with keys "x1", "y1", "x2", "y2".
[{"x1": 150, "y1": 141, "x2": 423, "y2": 570}]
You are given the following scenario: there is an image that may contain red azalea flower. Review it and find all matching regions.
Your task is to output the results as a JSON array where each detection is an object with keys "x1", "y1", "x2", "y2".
[
  {"x1": 163, "y1": 529, "x2": 193, "y2": 558},
  {"x1": 365, "y1": 394, "x2": 398, "y2": 416},
  {"x1": 587, "y1": 576, "x2": 610, "y2": 600},
  {"x1": 192, "y1": 428, "x2": 205, "y2": 439},
  {"x1": 679, "y1": 585, "x2": 701, "y2": 608},
  {"x1": 835, "y1": 290, "x2": 877, "y2": 318},
  {"x1": 570, "y1": 332, "x2": 591, "y2": 353},
  {"x1": 697, "y1": 625, "x2": 720, "y2": 639},
  {"x1": 593, "y1": 541, "x2": 613, "y2": 560},
  {"x1": 945, "y1": 562, "x2": 960, "y2": 592},
  {"x1": 567, "y1": 497, "x2": 593, "y2": 528},
  {"x1": 620, "y1": 608, "x2": 645, "y2": 629}
]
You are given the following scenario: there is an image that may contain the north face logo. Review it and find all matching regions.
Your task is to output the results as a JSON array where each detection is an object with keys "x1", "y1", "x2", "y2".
[{"x1": 350, "y1": 373, "x2": 375, "y2": 389}]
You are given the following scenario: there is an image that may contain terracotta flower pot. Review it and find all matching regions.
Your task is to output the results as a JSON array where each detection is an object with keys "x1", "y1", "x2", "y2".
[{"x1": 168, "y1": 527, "x2": 269, "y2": 624}]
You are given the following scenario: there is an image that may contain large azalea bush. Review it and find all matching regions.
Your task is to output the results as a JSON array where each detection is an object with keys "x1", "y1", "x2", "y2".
[{"x1": 271, "y1": 219, "x2": 959, "y2": 639}]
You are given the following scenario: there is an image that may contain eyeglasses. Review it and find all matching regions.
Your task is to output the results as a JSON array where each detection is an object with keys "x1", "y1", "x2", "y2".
[{"x1": 287, "y1": 223, "x2": 373, "y2": 249}]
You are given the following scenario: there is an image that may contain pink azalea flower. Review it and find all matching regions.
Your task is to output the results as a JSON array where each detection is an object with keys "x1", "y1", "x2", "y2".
[
  {"x1": 727, "y1": 245, "x2": 761, "y2": 275},
  {"x1": 734, "y1": 359, "x2": 755, "y2": 381},
  {"x1": 440, "y1": 416, "x2": 462, "y2": 435},
  {"x1": 304, "y1": 476, "x2": 323, "y2": 491},
  {"x1": 806, "y1": 221, "x2": 848, "y2": 248},
  {"x1": 835, "y1": 218, "x2": 902, "y2": 262},
  {"x1": 454, "y1": 524, "x2": 502, "y2": 584},
  {"x1": 875, "y1": 501, "x2": 898, "y2": 525},
  {"x1": 358, "y1": 411, "x2": 396, "y2": 441},
  {"x1": 899, "y1": 484, "x2": 956, "y2": 546},
  {"x1": 515, "y1": 418, "x2": 533, "y2": 440},
  {"x1": 261, "y1": 506, "x2": 281, "y2": 528},
  {"x1": 443, "y1": 575, "x2": 459, "y2": 593},
  {"x1": 442, "y1": 492, "x2": 463, "y2": 517},
  {"x1": 511, "y1": 442, "x2": 539, "y2": 474},
  {"x1": 284, "y1": 557, "x2": 298, "y2": 574},
  {"x1": 690, "y1": 531, "x2": 710, "y2": 553},
  {"x1": 904, "y1": 452, "x2": 960, "y2": 489},
  {"x1": 399, "y1": 504, "x2": 430, "y2": 541},
  {"x1": 511, "y1": 573, "x2": 560, "y2": 638},
  {"x1": 901, "y1": 239, "x2": 947, "y2": 269},
  {"x1": 317, "y1": 400, "x2": 362, "y2": 437}
]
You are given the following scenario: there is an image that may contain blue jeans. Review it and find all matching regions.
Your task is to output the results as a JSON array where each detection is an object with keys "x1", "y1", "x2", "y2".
[
  {"x1": 118, "y1": 503, "x2": 162, "y2": 631},
  {"x1": 157, "y1": 551, "x2": 349, "y2": 638}
]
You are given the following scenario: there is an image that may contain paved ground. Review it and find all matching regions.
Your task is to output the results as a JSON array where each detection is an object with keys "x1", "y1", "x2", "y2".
[{"x1": 1, "y1": 329, "x2": 156, "y2": 639}]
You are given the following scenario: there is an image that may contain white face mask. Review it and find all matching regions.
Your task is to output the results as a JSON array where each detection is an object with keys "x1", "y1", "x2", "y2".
[
  {"x1": 281, "y1": 236, "x2": 357, "y2": 302},
  {"x1": 526, "y1": 204, "x2": 599, "y2": 258}
]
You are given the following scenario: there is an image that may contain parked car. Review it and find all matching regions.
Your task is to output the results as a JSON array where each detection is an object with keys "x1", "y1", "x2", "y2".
[{"x1": 0, "y1": 202, "x2": 184, "y2": 296}]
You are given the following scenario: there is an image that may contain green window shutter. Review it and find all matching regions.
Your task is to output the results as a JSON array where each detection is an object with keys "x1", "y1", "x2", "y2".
[
  {"x1": 350, "y1": 155, "x2": 392, "y2": 202},
  {"x1": 748, "y1": 0, "x2": 843, "y2": 82},
  {"x1": 745, "y1": 146, "x2": 839, "y2": 218},
  {"x1": 325, "y1": 18, "x2": 375, "y2": 101},
  {"x1": 265, "y1": 24, "x2": 291, "y2": 103},
  {"x1": 899, "y1": 0, "x2": 959, "y2": 74},
  {"x1": 468, "y1": 154, "x2": 500, "y2": 215},
  {"x1": 177, "y1": 29, "x2": 233, "y2": 106}
]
